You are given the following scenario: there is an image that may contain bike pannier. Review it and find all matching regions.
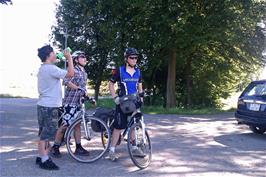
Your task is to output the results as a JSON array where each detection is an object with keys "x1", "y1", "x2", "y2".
[{"x1": 91, "y1": 108, "x2": 114, "y2": 132}]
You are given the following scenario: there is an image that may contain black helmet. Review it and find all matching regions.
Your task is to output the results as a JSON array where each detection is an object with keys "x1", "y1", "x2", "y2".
[{"x1": 124, "y1": 48, "x2": 139, "y2": 58}]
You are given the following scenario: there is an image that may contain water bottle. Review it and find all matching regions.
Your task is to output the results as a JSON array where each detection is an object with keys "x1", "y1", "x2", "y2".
[{"x1": 56, "y1": 47, "x2": 72, "y2": 60}]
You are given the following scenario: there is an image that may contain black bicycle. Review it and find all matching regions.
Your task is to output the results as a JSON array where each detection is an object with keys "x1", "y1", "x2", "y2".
[{"x1": 100, "y1": 94, "x2": 152, "y2": 169}]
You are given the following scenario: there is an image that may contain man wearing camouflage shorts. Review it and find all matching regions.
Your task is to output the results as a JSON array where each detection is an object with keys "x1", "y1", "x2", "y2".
[{"x1": 36, "y1": 45, "x2": 74, "y2": 170}]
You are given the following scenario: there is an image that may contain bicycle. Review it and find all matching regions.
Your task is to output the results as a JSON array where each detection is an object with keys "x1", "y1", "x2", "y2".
[
  {"x1": 100, "y1": 93, "x2": 152, "y2": 169},
  {"x1": 58, "y1": 96, "x2": 111, "y2": 163}
]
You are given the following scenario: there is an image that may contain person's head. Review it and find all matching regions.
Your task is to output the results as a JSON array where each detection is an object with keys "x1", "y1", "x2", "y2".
[
  {"x1": 37, "y1": 45, "x2": 56, "y2": 63},
  {"x1": 72, "y1": 51, "x2": 87, "y2": 67},
  {"x1": 124, "y1": 48, "x2": 138, "y2": 68}
]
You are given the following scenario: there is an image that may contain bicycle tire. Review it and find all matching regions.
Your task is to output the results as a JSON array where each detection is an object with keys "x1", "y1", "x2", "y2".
[
  {"x1": 127, "y1": 122, "x2": 152, "y2": 169},
  {"x1": 65, "y1": 116, "x2": 111, "y2": 163}
]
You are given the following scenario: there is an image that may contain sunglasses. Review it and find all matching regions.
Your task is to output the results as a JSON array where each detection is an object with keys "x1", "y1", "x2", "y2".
[{"x1": 129, "y1": 56, "x2": 138, "y2": 60}]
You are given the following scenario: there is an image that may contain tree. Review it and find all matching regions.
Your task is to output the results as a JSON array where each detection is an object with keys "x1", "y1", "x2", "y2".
[
  {"x1": 53, "y1": 0, "x2": 265, "y2": 108},
  {"x1": 0, "y1": 0, "x2": 12, "y2": 5},
  {"x1": 52, "y1": 0, "x2": 117, "y2": 100}
]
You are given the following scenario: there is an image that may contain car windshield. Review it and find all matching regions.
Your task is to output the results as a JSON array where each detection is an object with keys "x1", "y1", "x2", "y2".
[{"x1": 244, "y1": 83, "x2": 266, "y2": 97}]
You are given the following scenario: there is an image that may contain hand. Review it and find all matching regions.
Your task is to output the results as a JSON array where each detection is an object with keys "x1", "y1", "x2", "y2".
[
  {"x1": 64, "y1": 49, "x2": 72, "y2": 60},
  {"x1": 78, "y1": 87, "x2": 87, "y2": 96},
  {"x1": 113, "y1": 96, "x2": 120, "y2": 105},
  {"x1": 90, "y1": 98, "x2": 97, "y2": 107}
]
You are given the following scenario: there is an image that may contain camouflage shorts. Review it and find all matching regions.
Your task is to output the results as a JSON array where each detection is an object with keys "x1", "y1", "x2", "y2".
[{"x1": 37, "y1": 105, "x2": 59, "y2": 141}]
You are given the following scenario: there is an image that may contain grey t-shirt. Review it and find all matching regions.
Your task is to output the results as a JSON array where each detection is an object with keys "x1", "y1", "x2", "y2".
[{"x1": 37, "y1": 64, "x2": 67, "y2": 107}]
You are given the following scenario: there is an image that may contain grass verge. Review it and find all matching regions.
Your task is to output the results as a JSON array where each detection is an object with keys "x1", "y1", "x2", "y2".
[
  {"x1": 0, "y1": 94, "x2": 26, "y2": 98},
  {"x1": 86, "y1": 98, "x2": 235, "y2": 115}
]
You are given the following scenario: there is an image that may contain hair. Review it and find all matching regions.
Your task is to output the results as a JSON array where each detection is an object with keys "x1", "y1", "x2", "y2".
[{"x1": 37, "y1": 45, "x2": 54, "y2": 62}]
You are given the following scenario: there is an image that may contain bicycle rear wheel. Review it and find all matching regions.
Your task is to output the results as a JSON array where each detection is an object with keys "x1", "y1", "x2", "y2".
[
  {"x1": 66, "y1": 116, "x2": 111, "y2": 163},
  {"x1": 127, "y1": 122, "x2": 152, "y2": 169}
]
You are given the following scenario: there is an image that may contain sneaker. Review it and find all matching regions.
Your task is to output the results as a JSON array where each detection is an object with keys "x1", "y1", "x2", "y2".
[
  {"x1": 35, "y1": 157, "x2": 41, "y2": 165},
  {"x1": 132, "y1": 147, "x2": 146, "y2": 158},
  {"x1": 50, "y1": 146, "x2": 62, "y2": 158},
  {"x1": 107, "y1": 151, "x2": 118, "y2": 161},
  {"x1": 39, "y1": 158, "x2": 59, "y2": 170},
  {"x1": 74, "y1": 146, "x2": 90, "y2": 156}
]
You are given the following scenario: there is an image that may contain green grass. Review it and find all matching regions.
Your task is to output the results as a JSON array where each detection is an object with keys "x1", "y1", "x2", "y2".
[
  {"x1": 143, "y1": 106, "x2": 235, "y2": 115},
  {"x1": 86, "y1": 98, "x2": 235, "y2": 115},
  {"x1": 86, "y1": 98, "x2": 115, "y2": 109},
  {"x1": 0, "y1": 94, "x2": 26, "y2": 98}
]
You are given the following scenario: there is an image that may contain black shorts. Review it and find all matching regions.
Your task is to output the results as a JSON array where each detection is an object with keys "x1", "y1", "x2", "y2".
[
  {"x1": 37, "y1": 105, "x2": 59, "y2": 141},
  {"x1": 62, "y1": 104, "x2": 81, "y2": 126},
  {"x1": 113, "y1": 105, "x2": 131, "y2": 130}
]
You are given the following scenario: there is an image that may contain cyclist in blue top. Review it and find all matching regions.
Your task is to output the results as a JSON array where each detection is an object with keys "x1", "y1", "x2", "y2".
[{"x1": 108, "y1": 48, "x2": 143, "y2": 161}]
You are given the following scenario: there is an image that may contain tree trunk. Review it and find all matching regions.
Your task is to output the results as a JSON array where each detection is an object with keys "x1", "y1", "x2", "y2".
[
  {"x1": 94, "y1": 79, "x2": 102, "y2": 101},
  {"x1": 166, "y1": 49, "x2": 177, "y2": 108},
  {"x1": 185, "y1": 57, "x2": 193, "y2": 107}
]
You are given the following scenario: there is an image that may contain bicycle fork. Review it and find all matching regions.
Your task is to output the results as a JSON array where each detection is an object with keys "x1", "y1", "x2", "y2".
[
  {"x1": 140, "y1": 116, "x2": 147, "y2": 144},
  {"x1": 133, "y1": 116, "x2": 147, "y2": 146}
]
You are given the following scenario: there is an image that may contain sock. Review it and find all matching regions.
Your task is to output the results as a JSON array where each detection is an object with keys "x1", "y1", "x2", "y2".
[
  {"x1": 76, "y1": 143, "x2": 82, "y2": 149},
  {"x1": 110, "y1": 147, "x2": 115, "y2": 153},
  {"x1": 41, "y1": 155, "x2": 49, "y2": 163}
]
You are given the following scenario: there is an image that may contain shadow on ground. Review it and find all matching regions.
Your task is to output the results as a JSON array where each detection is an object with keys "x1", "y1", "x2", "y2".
[{"x1": 0, "y1": 99, "x2": 265, "y2": 177}]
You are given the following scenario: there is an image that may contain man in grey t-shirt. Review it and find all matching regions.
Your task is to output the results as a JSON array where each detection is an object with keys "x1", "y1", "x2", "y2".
[
  {"x1": 36, "y1": 45, "x2": 74, "y2": 170},
  {"x1": 37, "y1": 64, "x2": 67, "y2": 107}
]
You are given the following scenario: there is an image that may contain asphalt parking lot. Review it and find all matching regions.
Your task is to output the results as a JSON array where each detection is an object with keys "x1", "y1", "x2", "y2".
[{"x1": 0, "y1": 98, "x2": 265, "y2": 177}]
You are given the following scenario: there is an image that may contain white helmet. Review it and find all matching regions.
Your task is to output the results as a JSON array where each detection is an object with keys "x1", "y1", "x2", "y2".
[{"x1": 72, "y1": 51, "x2": 85, "y2": 59}]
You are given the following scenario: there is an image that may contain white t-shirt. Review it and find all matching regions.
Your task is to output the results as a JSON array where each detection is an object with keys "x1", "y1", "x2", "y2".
[{"x1": 37, "y1": 64, "x2": 67, "y2": 107}]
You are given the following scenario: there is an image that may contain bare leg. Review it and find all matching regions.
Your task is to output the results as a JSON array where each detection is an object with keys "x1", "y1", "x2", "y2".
[
  {"x1": 74, "y1": 123, "x2": 81, "y2": 144},
  {"x1": 111, "y1": 128, "x2": 121, "y2": 148},
  {"x1": 130, "y1": 129, "x2": 136, "y2": 144},
  {"x1": 38, "y1": 140, "x2": 50, "y2": 162},
  {"x1": 54, "y1": 126, "x2": 67, "y2": 145}
]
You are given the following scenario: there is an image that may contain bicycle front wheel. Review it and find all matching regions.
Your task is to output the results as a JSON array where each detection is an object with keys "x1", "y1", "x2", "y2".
[
  {"x1": 66, "y1": 116, "x2": 111, "y2": 163},
  {"x1": 127, "y1": 122, "x2": 152, "y2": 169}
]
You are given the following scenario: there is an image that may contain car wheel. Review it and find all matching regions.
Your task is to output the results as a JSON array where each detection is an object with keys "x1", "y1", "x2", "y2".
[{"x1": 249, "y1": 126, "x2": 266, "y2": 134}]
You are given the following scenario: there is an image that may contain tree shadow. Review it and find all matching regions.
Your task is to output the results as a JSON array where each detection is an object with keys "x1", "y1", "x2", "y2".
[
  {"x1": 0, "y1": 99, "x2": 265, "y2": 176},
  {"x1": 214, "y1": 133, "x2": 266, "y2": 151}
]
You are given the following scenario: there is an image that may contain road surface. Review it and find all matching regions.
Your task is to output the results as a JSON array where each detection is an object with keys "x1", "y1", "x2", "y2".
[{"x1": 0, "y1": 98, "x2": 265, "y2": 177}]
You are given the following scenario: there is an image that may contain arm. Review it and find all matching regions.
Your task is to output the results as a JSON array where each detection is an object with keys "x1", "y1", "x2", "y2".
[
  {"x1": 64, "y1": 49, "x2": 74, "y2": 78},
  {"x1": 109, "y1": 68, "x2": 120, "y2": 99},
  {"x1": 138, "y1": 83, "x2": 143, "y2": 93},
  {"x1": 138, "y1": 70, "x2": 143, "y2": 102},
  {"x1": 108, "y1": 81, "x2": 117, "y2": 99},
  {"x1": 66, "y1": 82, "x2": 80, "y2": 90},
  {"x1": 138, "y1": 83, "x2": 144, "y2": 102}
]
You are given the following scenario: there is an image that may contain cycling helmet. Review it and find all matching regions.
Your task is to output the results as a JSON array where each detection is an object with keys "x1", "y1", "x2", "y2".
[
  {"x1": 72, "y1": 51, "x2": 85, "y2": 59},
  {"x1": 124, "y1": 48, "x2": 139, "y2": 58}
]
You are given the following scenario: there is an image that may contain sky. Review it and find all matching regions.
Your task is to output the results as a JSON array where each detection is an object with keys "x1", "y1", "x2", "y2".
[
  {"x1": 0, "y1": 0, "x2": 265, "y2": 98},
  {"x1": 0, "y1": 0, "x2": 59, "y2": 97}
]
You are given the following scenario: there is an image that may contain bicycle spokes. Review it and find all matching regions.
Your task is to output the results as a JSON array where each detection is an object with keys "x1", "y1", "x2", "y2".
[
  {"x1": 127, "y1": 123, "x2": 152, "y2": 169},
  {"x1": 66, "y1": 117, "x2": 111, "y2": 163}
]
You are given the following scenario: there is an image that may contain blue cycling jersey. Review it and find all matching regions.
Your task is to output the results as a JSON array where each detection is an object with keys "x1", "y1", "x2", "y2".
[{"x1": 110, "y1": 65, "x2": 142, "y2": 96}]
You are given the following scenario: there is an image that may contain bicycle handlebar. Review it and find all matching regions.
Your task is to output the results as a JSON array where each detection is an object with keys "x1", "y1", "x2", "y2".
[{"x1": 80, "y1": 96, "x2": 96, "y2": 105}]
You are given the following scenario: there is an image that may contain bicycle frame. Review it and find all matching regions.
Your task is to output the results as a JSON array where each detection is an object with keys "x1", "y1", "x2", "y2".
[
  {"x1": 62, "y1": 101, "x2": 92, "y2": 142},
  {"x1": 81, "y1": 103, "x2": 91, "y2": 140}
]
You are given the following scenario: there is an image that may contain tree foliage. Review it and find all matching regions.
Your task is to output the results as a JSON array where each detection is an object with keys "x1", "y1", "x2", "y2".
[
  {"x1": 52, "y1": 0, "x2": 266, "y2": 107},
  {"x1": 0, "y1": 0, "x2": 12, "y2": 5}
]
